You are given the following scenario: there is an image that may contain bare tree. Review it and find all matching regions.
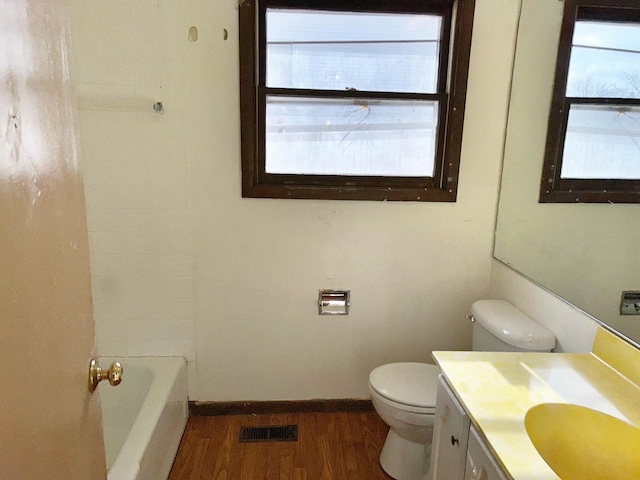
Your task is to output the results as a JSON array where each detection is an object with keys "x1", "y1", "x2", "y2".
[
  {"x1": 621, "y1": 69, "x2": 640, "y2": 98},
  {"x1": 569, "y1": 75, "x2": 622, "y2": 97}
]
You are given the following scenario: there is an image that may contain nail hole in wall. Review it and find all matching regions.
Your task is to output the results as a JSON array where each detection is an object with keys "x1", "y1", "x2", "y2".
[
  {"x1": 188, "y1": 26, "x2": 198, "y2": 42},
  {"x1": 223, "y1": 28, "x2": 228, "y2": 40}
]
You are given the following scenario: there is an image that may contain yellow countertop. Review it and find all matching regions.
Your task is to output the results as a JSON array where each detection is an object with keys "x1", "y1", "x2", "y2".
[{"x1": 432, "y1": 328, "x2": 640, "y2": 480}]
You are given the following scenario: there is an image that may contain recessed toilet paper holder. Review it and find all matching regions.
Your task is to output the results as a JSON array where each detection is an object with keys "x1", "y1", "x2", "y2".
[{"x1": 318, "y1": 289, "x2": 350, "y2": 315}]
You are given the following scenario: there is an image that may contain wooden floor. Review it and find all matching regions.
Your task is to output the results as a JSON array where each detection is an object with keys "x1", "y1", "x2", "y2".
[{"x1": 168, "y1": 411, "x2": 393, "y2": 480}]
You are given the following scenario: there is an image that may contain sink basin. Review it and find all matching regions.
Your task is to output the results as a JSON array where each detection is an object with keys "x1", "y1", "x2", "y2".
[{"x1": 525, "y1": 403, "x2": 640, "y2": 480}]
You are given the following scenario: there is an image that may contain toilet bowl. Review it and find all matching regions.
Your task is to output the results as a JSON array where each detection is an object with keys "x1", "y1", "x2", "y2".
[
  {"x1": 369, "y1": 300, "x2": 556, "y2": 480},
  {"x1": 368, "y1": 362, "x2": 440, "y2": 480}
]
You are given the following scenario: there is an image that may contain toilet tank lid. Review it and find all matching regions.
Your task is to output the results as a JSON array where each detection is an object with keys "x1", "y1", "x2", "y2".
[{"x1": 471, "y1": 300, "x2": 556, "y2": 351}]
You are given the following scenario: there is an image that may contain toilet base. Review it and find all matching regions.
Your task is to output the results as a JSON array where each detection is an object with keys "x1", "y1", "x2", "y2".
[{"x1": 379, "y1": 428, "x2": 432, "y2": 480}]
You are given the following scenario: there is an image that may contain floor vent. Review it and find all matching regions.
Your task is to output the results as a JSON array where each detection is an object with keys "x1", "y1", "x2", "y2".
[{"x1": 239, "y1": 425, "x2": 298, "y2": 443}]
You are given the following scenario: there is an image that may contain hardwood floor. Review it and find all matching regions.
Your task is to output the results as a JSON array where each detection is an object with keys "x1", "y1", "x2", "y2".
[{"x1": 168, "y1": 411, "x2": 393, "y2": 480}]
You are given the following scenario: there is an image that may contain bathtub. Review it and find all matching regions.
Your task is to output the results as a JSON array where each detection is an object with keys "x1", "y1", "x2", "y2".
[{"x1": 99, "y1": 357, "x2": 188, "y2": 480}]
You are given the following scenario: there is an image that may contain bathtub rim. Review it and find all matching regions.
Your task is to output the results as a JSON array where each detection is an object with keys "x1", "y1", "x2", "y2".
[{"x1": 99, "y1": 355, "x2": 187, "y2": 480}]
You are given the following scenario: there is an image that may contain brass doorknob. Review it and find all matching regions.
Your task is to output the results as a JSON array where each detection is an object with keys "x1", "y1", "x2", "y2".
[{"x1": 88, "y1": 359, "x2": 123, "y2": 392}]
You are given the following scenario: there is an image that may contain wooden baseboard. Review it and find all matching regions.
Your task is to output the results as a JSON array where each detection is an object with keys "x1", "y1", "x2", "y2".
[{"x1": 189, "y1": 398, "x2": 374, "y2": 417}]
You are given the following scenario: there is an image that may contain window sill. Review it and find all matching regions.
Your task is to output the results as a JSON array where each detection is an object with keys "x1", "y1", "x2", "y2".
[{"x1": 242, "y1": 183, "x2": 457, "y2": 202}]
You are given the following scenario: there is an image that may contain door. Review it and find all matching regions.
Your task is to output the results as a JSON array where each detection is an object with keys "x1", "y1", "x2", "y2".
[{"x1": 0, "y1": 1, "x2": 107, "y2": 479}]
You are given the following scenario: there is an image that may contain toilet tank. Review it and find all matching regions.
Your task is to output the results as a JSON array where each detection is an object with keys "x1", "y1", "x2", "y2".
[{"x1": 471, "y1": 300, "x2": 556, "y2": 352}]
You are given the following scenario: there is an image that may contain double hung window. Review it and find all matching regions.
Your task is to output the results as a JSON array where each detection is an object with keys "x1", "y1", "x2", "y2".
[
  {"x1": 239, "y1": 0, "x2": 475, "y2": 201},
  {"x1": 542, "y1": 0, "x2": 640, "y2": 203}
]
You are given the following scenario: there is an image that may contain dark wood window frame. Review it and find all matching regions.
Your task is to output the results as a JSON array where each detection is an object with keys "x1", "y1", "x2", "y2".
[
  {"x1": 239, "y1": 0, "x2": 475, "y2": 202},
  {"x1": 541, "y1": 0, "x2": 640, "y2": 204}
]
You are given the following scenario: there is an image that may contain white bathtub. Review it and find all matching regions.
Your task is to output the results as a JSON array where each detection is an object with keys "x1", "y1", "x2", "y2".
[{"x1": 99, "y1": 357, "x2": 188, "y2": 480}]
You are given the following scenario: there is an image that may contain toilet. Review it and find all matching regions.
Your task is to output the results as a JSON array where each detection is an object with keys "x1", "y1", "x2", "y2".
[{"x1": 368, "y1": 300, "x2": 556, "y2": 480}]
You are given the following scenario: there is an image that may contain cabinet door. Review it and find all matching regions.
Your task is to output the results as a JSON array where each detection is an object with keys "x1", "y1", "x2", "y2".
[
  {"x1": 430, "y1": 375, "x2": 471, "y2": 480},
  {"x1": 464, "y1": 426, "x2": 508, "y2": 480}
]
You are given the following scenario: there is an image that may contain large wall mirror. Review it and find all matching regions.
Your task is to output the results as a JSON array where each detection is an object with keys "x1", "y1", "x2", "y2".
[{"x1": 494, "y1": 0, "x2": 640, "y2": 344}]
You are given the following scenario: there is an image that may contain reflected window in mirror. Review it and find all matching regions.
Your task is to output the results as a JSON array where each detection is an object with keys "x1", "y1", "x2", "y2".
[{"x1": 541, "y1": 0, "x2": 640, "y2": 203}]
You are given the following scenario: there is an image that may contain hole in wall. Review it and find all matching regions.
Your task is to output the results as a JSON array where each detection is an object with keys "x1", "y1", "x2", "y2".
[{"x1": 188, "y1": 26, "x2": 198, "y2": 42}]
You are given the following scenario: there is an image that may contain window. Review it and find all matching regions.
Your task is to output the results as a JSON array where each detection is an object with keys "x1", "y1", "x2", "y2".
[
  {"x1": 239, "y1": 0, "x2": 475, "y2": 201},
  {"x1": 541, "y1": 0, "x2": 640, "y2": 203}
]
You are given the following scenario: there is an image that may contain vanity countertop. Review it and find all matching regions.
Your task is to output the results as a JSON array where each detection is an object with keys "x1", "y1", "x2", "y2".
[{"x1": 433, "y1": 328, "x2": 640, "y2": 480}]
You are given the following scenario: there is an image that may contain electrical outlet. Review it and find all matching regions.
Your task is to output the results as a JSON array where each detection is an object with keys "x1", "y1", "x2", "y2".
[{"x1": 620, "y1": 291, "x2": 640, "y2": 315}]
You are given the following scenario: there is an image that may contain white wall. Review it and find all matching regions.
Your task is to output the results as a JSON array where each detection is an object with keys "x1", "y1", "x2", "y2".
[
  {"x1": 489, "y1": 260, "x2": 599, "y2": 353},
  {"x1": 70, "y1": 0, "x2": 195, "y2": 362},
  {"x1": 70, "y1": 0, "x2": 524, "y2": 401},
  {"x1": 185, "y1": 0, "x2": 520, "y2": 401}
]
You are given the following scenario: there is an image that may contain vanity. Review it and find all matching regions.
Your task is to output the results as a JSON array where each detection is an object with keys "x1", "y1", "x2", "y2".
[{"x1": 429, "y1": 328, "x2": 640, "y2": 480}]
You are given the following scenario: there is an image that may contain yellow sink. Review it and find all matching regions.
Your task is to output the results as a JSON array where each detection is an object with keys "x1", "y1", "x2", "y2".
[{"x1": 525, "y1": 403, "x2": 640, "y2": 480}]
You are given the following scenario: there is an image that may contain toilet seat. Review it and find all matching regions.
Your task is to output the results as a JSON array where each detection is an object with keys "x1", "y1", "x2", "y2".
[
  {"x1": 369, "y1": 362, "x2": 440, "y2": 413},
  {"x1": 369, "y1": 384, "x2": 436, "y2": 414}
]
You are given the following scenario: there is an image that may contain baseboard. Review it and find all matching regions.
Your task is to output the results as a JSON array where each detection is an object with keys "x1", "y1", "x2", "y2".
[{"x1": 189, "y1": 398, "x2": 374, "y2": 417}]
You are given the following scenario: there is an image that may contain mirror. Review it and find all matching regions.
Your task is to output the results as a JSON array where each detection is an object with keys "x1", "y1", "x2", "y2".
[{"x1": 494, "y1": 0, "x2": 640, "y2": 344}]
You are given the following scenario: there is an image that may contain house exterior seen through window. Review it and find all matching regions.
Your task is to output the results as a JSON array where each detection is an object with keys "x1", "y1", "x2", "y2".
[{"x1": 239, "y1": 0, "x2": 476, "y2": 202}]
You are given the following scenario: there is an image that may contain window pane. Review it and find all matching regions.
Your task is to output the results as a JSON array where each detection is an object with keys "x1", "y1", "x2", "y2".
[
  {"x1": 266, "y1": 9, "x2": 442, "y2": 93},
  {"x1": 265, "y1": 96, "x2": 438, "y2": 177},
  {"x1": 561, "y1": 104, "x2": 640, "y2": 179},
  {"x1": 567, "y1": 20, "x2": 640, "y2": 98}
]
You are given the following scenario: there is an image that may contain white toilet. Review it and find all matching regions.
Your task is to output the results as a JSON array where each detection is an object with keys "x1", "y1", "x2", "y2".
[{"x1": 368, "y1": 300, "x2": 556, "y2": 480}]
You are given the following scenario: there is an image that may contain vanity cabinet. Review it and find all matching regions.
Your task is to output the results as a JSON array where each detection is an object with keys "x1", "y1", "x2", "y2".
[
  {"x1": 430, "y1": 375, "x2": 506, "y2": 480},
  {"x1": 464, "y1": 427, "x2": 508, "y2": 480},
  {"x1": 430, "y1": 375, "x2": 470, "y2": 480}
]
